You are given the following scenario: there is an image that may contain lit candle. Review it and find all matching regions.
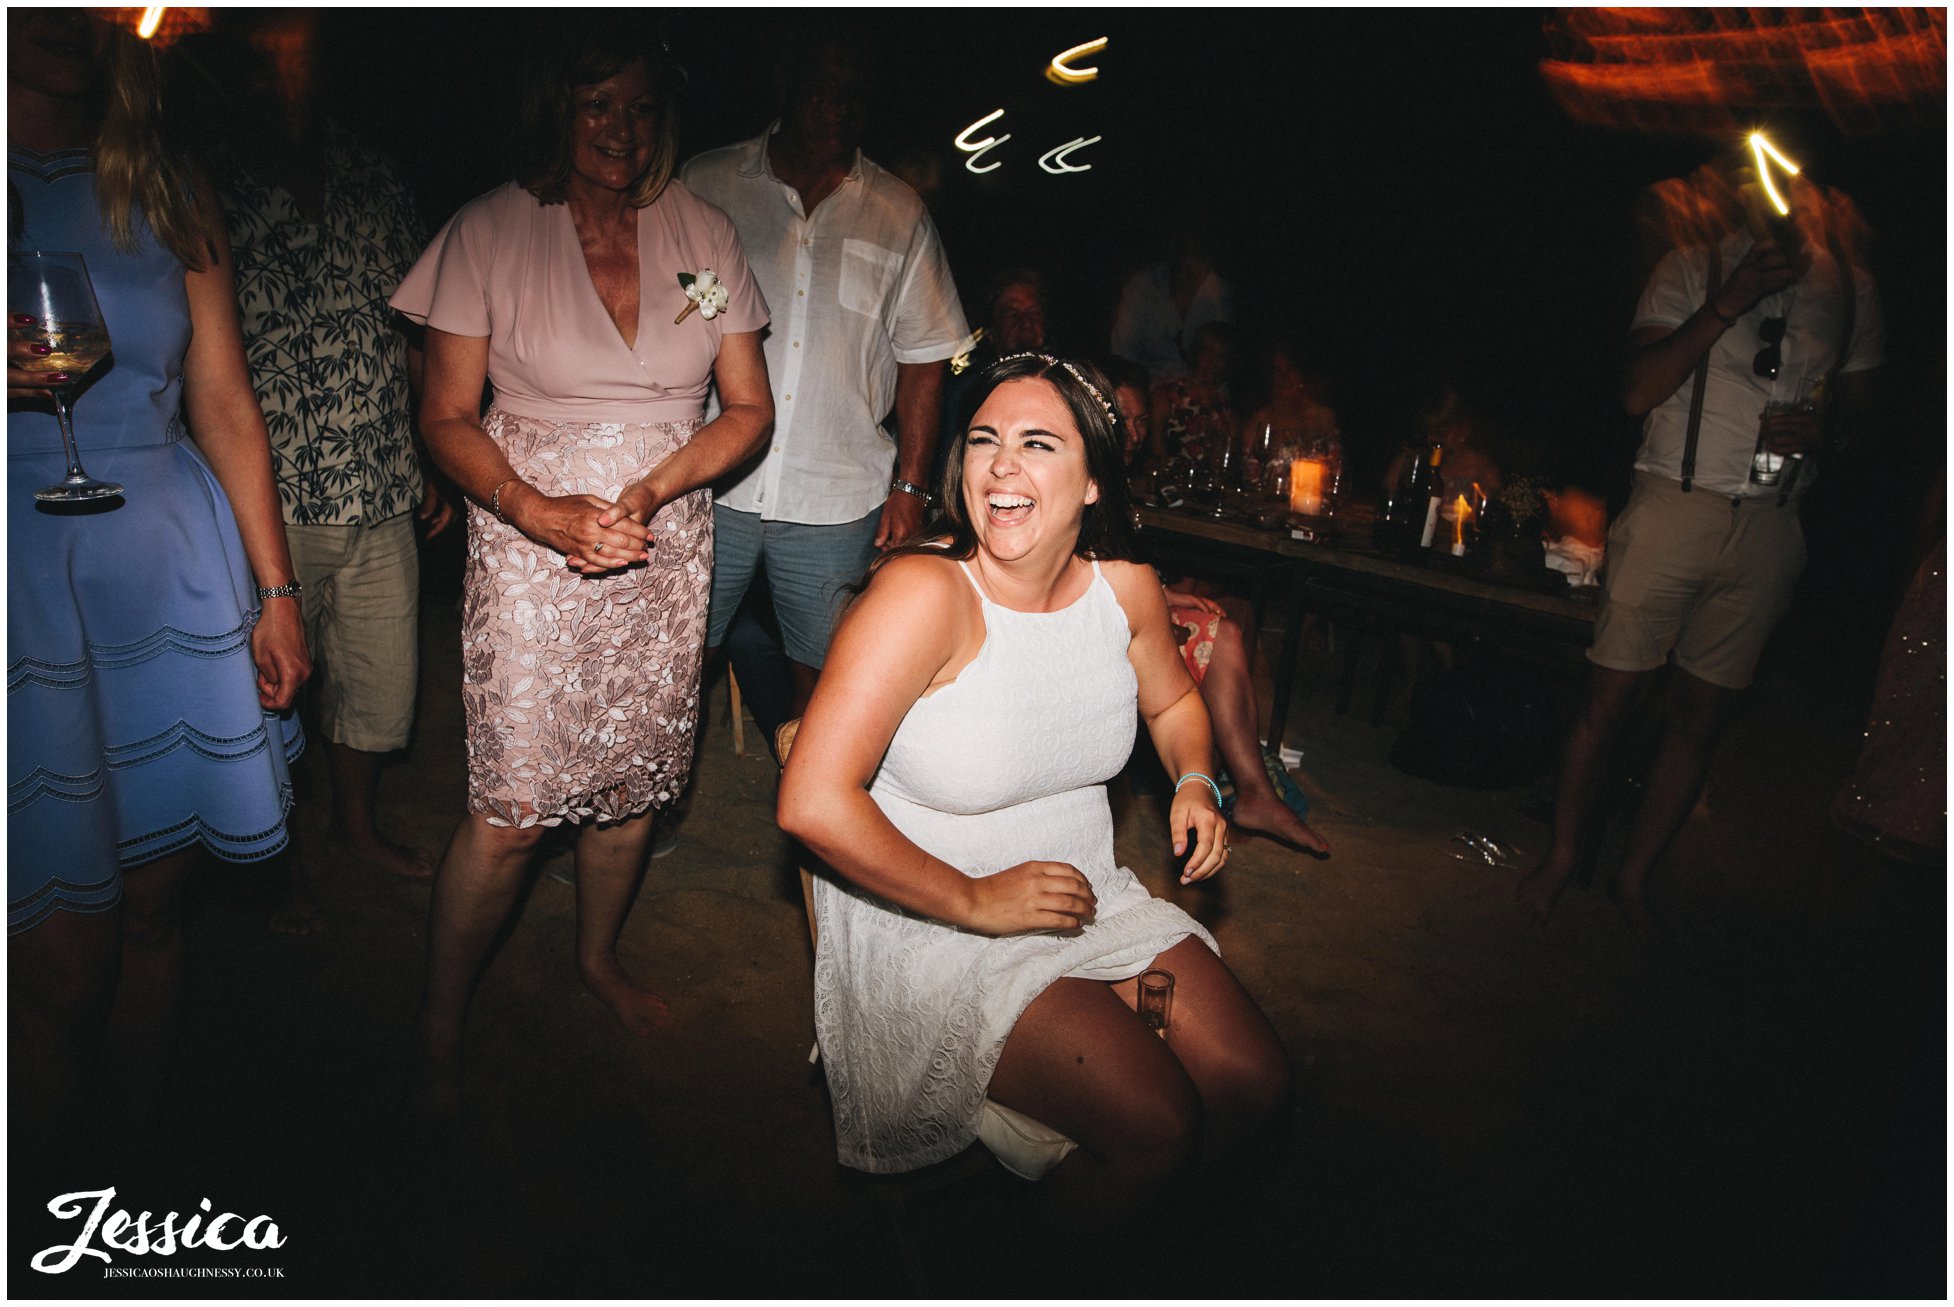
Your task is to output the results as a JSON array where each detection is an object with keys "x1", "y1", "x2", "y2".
[
  {"x1": 1451, "y1": 494, "x2": 1471, "y2": 556},
  {"x1": 1289, "y1": 458, "x2": 1328, "y2": 516}
]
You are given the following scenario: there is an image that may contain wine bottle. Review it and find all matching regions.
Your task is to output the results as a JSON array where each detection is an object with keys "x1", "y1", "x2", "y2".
[{"x1": 1415, "y1": 441, "x2": 1446, "y2": 550}]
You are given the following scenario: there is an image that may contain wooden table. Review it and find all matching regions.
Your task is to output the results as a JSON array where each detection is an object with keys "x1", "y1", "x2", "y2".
[{"x1": 1134, "y1": 504, "x2": 1599, "y2": 742}]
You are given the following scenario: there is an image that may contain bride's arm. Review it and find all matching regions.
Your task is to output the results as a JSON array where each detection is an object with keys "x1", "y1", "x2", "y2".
[
  {"x1": 1105, "y1": 561, "x2": 1230, "y2": 884},
  {"x1": 777, "y1": 556, "x2": 1098, "y2": 936}
]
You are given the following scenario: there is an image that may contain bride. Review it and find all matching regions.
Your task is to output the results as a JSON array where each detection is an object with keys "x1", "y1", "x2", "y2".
[{"x1": 778, "y1": 353, "x2": 1291, "y2": 1210}]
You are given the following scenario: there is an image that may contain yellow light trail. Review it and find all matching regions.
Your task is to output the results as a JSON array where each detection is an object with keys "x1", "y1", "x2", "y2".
[
  {"x1": 137, "y1": 7, "x2": 167, "y2": 39},
  {"x1": 1748, "y1": 131, "x2": 1801, "y2": 216},
  {"x1": 1046, "y1": 37, "x2": 1108, "y2": 85}
]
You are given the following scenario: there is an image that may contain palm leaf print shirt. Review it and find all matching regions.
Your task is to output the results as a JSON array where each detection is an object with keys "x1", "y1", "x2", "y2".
[{"x1": 219, "y1": 123, "x2": 429, "y2": 526}]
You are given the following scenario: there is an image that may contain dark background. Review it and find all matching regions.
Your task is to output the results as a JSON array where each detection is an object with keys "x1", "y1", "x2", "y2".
[{"x1": 301, "y1": 6, "x2": 1943, "y2": 600}]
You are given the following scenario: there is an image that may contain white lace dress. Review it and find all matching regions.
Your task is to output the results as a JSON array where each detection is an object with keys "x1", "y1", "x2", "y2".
[{"x1": 811, "y1": 559, "x2": 1219, "y2": 1173}]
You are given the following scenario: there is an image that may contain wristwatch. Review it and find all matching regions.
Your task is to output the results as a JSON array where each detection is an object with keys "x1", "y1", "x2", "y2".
[
  {"x1": 256, "y1": 582, "x2": 303, "y2": 601},
  {"x1": 889, "y1": 478, "x2": 934, "y2": 507}
]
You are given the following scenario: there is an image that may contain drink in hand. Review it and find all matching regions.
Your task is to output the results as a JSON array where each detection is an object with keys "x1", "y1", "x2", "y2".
[{"x1": 11, "y1": 320, "x2": 110, "y2": 380}]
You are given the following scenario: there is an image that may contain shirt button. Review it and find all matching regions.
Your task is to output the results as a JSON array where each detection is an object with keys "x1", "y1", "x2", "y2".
[
  {"x1": 792, "y1": 341, "x2": 800, "y2": 348},
  {"x1": 784, "y1": 394, "x2": 791, "y2": 401},
  {"x1": 797, "y1": 289, "x2": 805, "y2": 297}
]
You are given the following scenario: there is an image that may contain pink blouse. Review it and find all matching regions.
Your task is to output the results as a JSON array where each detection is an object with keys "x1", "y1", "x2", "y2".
[{"x1": 391, "y1": 180, "x2": 769, "y2": 425}]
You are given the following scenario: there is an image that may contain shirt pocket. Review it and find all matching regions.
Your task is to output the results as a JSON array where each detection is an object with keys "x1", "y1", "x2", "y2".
[{"x1": 839, "y1": 239, "x2": 901, "y2": 318}]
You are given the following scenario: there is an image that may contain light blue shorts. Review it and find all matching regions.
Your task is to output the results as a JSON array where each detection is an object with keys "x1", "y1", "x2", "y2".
[{"x1": 706, "y1": 504, "x2": 880, "y2": 668}]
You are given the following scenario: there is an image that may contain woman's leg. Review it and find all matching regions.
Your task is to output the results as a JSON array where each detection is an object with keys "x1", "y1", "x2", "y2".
[
  {"x1": 572, "y1": 808, "x2": 669, "y2": 1035},
  {"x1": 415, "y1": 813, "x2": 545, "y2": 1116},
  {"x1": 1201, "y1": 617, "x2": 1329, "y2": 852},
  {"x1": 8, "y1": 902, "x2": 122, "y2": 1184},
  {"x1": 105, "y1": 847, "x2": 202, "y2": 1140},
  {"x1": 987, "y1": 976, "x2": 1204, "y2": 1222},
  {"x1": 1111, "y1": 937, "x2": 1294, "y2": 1175}
]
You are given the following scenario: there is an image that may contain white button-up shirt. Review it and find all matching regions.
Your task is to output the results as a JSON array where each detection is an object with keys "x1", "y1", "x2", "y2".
[
  {"x1": 1630, "y1": 231, "x2": 1885, "y2": 498},
  {"x1": 682, "y1": 126, "x2": 972, "y2": 525}
]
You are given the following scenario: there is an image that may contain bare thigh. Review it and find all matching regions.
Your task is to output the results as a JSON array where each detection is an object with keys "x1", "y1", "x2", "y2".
[
  {"x1": 987, "y1": 975, "x2": 1201, "y2": 1167},
  {"x1": 1110, "y1": 937, "x2": 1292, "y2": 1115}
]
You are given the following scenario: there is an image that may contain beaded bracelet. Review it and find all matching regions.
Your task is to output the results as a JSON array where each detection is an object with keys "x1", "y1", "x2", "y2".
[{"x1": 1174, "y1": 772, "x2": 1224, "y2": 810}]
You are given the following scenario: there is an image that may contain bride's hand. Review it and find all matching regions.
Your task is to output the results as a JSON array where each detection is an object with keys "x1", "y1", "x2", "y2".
[
  {"x1": 961, "y1": 861, "x2": 1097, "y2": 935},
  {"x1": 1171, "y1": 783, "x2": 1229, "y2": 885}
]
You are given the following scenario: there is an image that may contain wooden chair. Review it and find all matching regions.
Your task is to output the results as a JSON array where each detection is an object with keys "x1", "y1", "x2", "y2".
[{"x1": 774, "y1": 719, "x2": 1077, "y2": 1181}]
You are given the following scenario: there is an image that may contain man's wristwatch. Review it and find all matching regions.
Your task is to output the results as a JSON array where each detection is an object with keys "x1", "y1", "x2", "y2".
[{"x1": 889, "y1": 478, "x2": 934, "y2": 507}]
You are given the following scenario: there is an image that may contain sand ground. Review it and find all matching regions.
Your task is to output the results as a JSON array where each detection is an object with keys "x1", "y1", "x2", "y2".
[{"x1": 9, "y1": 565, "x2": 1942, "y2": 1300}]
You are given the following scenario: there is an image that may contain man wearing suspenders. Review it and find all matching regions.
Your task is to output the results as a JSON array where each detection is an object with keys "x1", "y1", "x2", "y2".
[{"x1": 1519, "y1": 175, "x2": 1887, "y2": 929}]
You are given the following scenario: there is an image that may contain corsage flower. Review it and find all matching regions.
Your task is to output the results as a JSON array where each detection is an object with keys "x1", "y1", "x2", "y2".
[{"x1": 674, "y1": 269, "x2": 730, "y2": 324}]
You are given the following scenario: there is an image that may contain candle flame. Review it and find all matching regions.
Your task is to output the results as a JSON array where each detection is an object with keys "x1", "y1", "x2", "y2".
[
  {"x1": 137, "y1": 6, "x2": 167, "y2": 39},
  {"x1": 1455, "y1": 494, "x2": 1471, "y2": 547}
]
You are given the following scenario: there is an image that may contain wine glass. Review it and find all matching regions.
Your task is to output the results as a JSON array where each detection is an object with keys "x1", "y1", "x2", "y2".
[{"x1": 9, "y1": 250, "x2": 121, "y2": 502}]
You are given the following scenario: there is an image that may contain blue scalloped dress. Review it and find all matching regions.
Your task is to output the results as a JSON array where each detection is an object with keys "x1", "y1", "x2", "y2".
[{"x1": 8, "y1": 145, "x2": 304, "y2": 933}]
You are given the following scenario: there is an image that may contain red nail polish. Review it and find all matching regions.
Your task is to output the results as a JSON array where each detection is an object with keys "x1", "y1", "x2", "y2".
[
  {"x1": 29, "y1": 344, "x2": 51, "y2": 355},
  {"x1": 46, "y1": 372, "x2": 68, "y2": 382},
  {"x1": 11, "y1": 313, "x2": 35, "y2": 326}
]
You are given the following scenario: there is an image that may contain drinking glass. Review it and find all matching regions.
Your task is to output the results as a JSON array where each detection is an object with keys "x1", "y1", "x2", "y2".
[
  {"x1": 1752, "y1": 378, "x2": 1818, "y2": 488},
  {"x1": 10, "y1": 250, "x2": 121, "y2": 502},
  {"x1": 1137, "y1": 969, "x2": 1174, "y2": 1037}
]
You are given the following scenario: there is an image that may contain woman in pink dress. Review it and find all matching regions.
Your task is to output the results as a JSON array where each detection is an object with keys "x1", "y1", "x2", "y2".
[{"x1": 390, "y1": 18, "x2": 772, "y2": 1117}]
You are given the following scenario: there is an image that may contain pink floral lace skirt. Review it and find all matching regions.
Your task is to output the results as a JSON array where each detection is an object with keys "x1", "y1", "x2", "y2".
[{"x1": 461, "y1": 407, "x2": 711, "y2": 827}]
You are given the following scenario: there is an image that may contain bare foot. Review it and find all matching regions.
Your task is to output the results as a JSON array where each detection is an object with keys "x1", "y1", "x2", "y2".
[
  {"x1": 1514, "y1": 860, "x2": 1573, "y2": 923},
  {"x1": 327, "y1": 828, "x2": 437, "y2": 879},
  {"x1": 1230, "y1": 791, "x2": 1331, "y2": 855},
  {"x1": 580, "y1": 956, "x2": 671, "y2": 1036}
]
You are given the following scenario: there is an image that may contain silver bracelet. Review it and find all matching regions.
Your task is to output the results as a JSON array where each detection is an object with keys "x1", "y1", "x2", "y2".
[
  {"x1": 490, "y1": 477, "x2": 522, "y2": 523},
  {"x1": 889, "y1": 477, "x2": 934, "y2": 506},
  {"x1": 256, "y1": 582, "x2": 303, "y2": 601}
]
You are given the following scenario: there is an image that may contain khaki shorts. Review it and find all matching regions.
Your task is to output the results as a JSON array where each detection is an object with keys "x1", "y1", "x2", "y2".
[
  {"x1": 286, "y1": 513, "x2": 421, "y2": 752},
  {"x1": 1589, "y1": 472, "x2": 1806, "y2": 690}
]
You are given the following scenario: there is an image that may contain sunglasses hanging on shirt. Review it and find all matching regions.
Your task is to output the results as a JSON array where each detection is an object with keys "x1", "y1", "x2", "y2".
[{"x1": 1753, "y1": 314, "x2": 1787, "y2": 380}]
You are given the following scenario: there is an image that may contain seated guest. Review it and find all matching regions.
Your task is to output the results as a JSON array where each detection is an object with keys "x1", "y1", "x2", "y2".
[
  {"x1": 1110, "y1": 227, "x2": 1233, "y2": 386},
  {"x1": 1107, "y1": 362, "x2": 1327, "y2": 855},
  {"x1": 1242, "y1": 333, "x2": 1340, "y2": 464},
  {"x1": 941, "y1": 267, "x2": 1049, "y2": 485},
  {"x1": 780, "y1": 354, "x2": 1291, "y2": 1221},
  {"x1": 1145, "y1": 322, "x2": 1238, "y2": 488}
]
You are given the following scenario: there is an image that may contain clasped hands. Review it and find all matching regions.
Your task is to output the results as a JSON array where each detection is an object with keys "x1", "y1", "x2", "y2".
[{"x1": 506, "y1": 481, "x2": 663, "y2": 575}]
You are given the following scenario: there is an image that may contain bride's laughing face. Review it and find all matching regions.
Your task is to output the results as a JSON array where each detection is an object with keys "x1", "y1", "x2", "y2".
[{"x1": 963, "y1": 378, "x2": 1099, "y2": 565}]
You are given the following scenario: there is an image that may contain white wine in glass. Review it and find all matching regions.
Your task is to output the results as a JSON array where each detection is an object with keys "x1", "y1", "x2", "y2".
[{"x1": 10, "y1": 250, "x2": 122, "y2": 502}]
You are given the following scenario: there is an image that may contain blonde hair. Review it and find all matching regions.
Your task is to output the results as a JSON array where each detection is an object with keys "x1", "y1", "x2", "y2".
[
  {"x1": 93, "y1": 26, "x2": 208, "y2": 269},
  {"x1": 512, "y1": 17, "x2": 681, "y2": 210}
]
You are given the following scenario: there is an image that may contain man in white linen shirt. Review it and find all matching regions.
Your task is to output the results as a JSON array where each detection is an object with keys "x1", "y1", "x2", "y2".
[
  {"x1": 683, "y1": 28, "x2": 972, "y2": 715},
  {"x1": 1518, "y1": 175, "x2": 1886, "y2": 930}
]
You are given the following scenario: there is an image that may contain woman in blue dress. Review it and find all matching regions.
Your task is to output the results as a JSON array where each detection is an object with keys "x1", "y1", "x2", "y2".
[{"x1": 8, "y1": 10, "x2": 309, "y2": 1153}]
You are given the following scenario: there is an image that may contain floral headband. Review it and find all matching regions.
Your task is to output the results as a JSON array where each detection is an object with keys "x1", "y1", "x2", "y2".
[{"x1": 996, "y1": 352, "x2": 1118, "y2": 422}]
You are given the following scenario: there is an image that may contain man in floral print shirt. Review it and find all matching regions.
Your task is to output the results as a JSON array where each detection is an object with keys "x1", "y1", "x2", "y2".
[{"x1": 172, "y1": 17, "x2": 453, "y2": 898}]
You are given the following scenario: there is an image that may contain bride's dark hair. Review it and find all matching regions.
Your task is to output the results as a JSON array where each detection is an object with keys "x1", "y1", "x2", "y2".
[{"x1": 870, "y1": 353, "x2": 1141, "y2": 578}]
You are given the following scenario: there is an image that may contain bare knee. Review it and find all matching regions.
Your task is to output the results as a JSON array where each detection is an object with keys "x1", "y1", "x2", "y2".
[
  {"x1": 1094, "y1": 1072, "x2": 1204, "y2": 1190},
  {"x1": 1218, "y1": 1043, "x2": 1293, "y2": 1127},
  {"x1": 118, "y1": 889, "x2": 183, "y2": 952},
  {"x1": 470, "y1": 820, "x2": 547, "y2": 865}
]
